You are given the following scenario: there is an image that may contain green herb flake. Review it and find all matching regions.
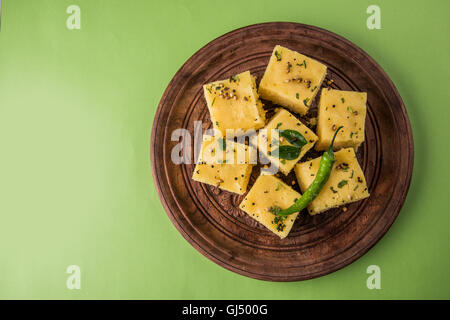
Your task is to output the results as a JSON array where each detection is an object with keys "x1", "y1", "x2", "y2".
[
  {"x1": 338, "y1": 180, "x2": 348, "y2": 188},
  {"x1": 212, "y1": 97, "x2": 216, "y2": 106},
  {"x1": 347, "y1": 106, "x2": 354, "y2": 113},
  {"x1": 276, "y1": 122, "x2": 283, "y2": 129},
  {"x1": 296, "y1": 93, "x2": 299, "y2": 99},
  {"x1": 353, "y1": 185, "x2": 359, "y2": 191},
  {"x1": 230, "y1": 75, "x2": 240, "y2": 82},
  {"x1": 274, "y1": 50, "x2": 282, "y2": 61},
  {"x1": 330, "y1": 186, "x2": 338, "y2": 194},
  {"x1": 269, "y1": 206, "x2": 282, "y2": 214},
  {"x1": 341, "y1": 97, "x2": 345, "y2": 103},
  {"x1": 303, "y1": 98, "x2": 310, "y2": 107},
  {"x1": 274, "y1": 215, "x2": 286, "y2": 224}
]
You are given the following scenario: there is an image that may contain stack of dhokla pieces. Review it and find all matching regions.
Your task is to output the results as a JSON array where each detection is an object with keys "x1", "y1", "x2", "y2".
[{"x1": 192, "y1": 45, "x2": 369, "y2": 239}]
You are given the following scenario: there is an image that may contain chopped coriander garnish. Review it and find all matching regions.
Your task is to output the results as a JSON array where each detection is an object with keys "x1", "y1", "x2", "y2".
[
  {"x1": 296, "y1": 93, "x2": 299, "y2": 99},
  {"x1": 269, "y1": 205, "x2": 282, "y2": 215},
  {"x1": 297, "y1": 60, "x2": 307, "y2": 68},
  {"x1": 303, "y1": 98, "x2": 310, "y2": 106},
  {"x1": 274, "y1": 50, "x2": 282, "y2": 61},
  {"x1": 274, "y1": 215, "x2": 286, "y2": 224},
  {"x1": 276, "y1": 122, "x2": 283, "y2": 129},
  {"x1": 347, "y1": 106, "x2": 354, "y2": 113},
  {"x1": 353, "y1": 185, "x2": 359, "y2": 191},
  {"x1": 330, "y1": 186, "x2": 338, "y2": 194},
  {"x1": 341, "y1": 97, "x2": 345, "y2": 103},
  {"x1": 230, "y1": 75, "x2": 240, "y2": 82},
  {"x1": 211, "y1": 97, "x2": 216, "y2": 106},
  {"x1": 338, "y1": 180, "x2": 348, "y2": 188}
]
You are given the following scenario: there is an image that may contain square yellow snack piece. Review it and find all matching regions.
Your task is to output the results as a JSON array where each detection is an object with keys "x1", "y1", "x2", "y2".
[
  {"x1": 252, "y1": 108, "x2": 318, "y2": 175},
  {"x1": 192, "y1": 135, "x2": 256, "y2": 194},
  {"x1": 203, "y1": 71, "x2": 266, "y2": 136},
  {"x1": 259, "y1": 45, "x2": 327, "y2": 115},
  {"x1": 239, "y1": 174, "x2": 301, "y2": 239},
  {"x1": 316, "y1": 89, "x2": 367, "y2": 151},
  {"x1": 294, "y1": 148, "x2": 370, "y2": 215}
]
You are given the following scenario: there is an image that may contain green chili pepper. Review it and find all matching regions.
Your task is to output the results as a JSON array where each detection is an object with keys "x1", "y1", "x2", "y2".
[{"x1": 270, "y1": 126, "x2": 343, "y2": 216}]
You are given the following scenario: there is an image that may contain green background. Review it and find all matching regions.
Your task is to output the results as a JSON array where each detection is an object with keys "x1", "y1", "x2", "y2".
[{"x1": 0, "y1": 0, "x2": 449, "y2": 299}]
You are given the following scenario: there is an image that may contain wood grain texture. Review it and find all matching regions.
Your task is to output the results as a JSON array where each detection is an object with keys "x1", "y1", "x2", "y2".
[{"x1": 151, "y1": 22, "x2": 414, "y2": 281}]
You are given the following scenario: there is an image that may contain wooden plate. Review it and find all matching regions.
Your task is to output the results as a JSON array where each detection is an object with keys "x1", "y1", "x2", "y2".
[{"x1": 151, "y1": 22, "x2": 413, "y2": 281}]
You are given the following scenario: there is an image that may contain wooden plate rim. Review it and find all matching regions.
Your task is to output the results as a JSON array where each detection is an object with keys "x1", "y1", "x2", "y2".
[{"x1": 150, "y1": 22, "x2": 414, "y2": 281}]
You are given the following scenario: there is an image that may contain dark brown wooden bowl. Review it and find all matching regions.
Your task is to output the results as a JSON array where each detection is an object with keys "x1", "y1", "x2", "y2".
[{"x1": 150, "y1": 22, "x2": 413, "y2": 281}]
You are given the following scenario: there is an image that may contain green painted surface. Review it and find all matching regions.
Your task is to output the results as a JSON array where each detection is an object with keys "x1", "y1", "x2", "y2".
[{"x1": 0, "y1": 0, "x2": 449, "y2": 299}]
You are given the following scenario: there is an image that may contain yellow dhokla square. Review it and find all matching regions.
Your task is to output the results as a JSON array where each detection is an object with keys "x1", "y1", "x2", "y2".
[
  {"x1": 239, "y1": 174, "x2": 301, "y2": 239},
  {"x1": 316, "y1": 89, "x2": 367, "y2": 151},
  {"x1": 203, "y1": 71, "x2": 266, "y2": 136},
  {"x1": 259, "y1": 45, "x2": 327, "y2": 115},
  {"x1": 294, "y1": 148, "x2": 370, "y2": 215},
  {"x1": 192, "y1": 135, "x2": 256, "y2": 194},
  {"x1": 252, "y1": 108, "x2": 318, "y2": 175}
]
